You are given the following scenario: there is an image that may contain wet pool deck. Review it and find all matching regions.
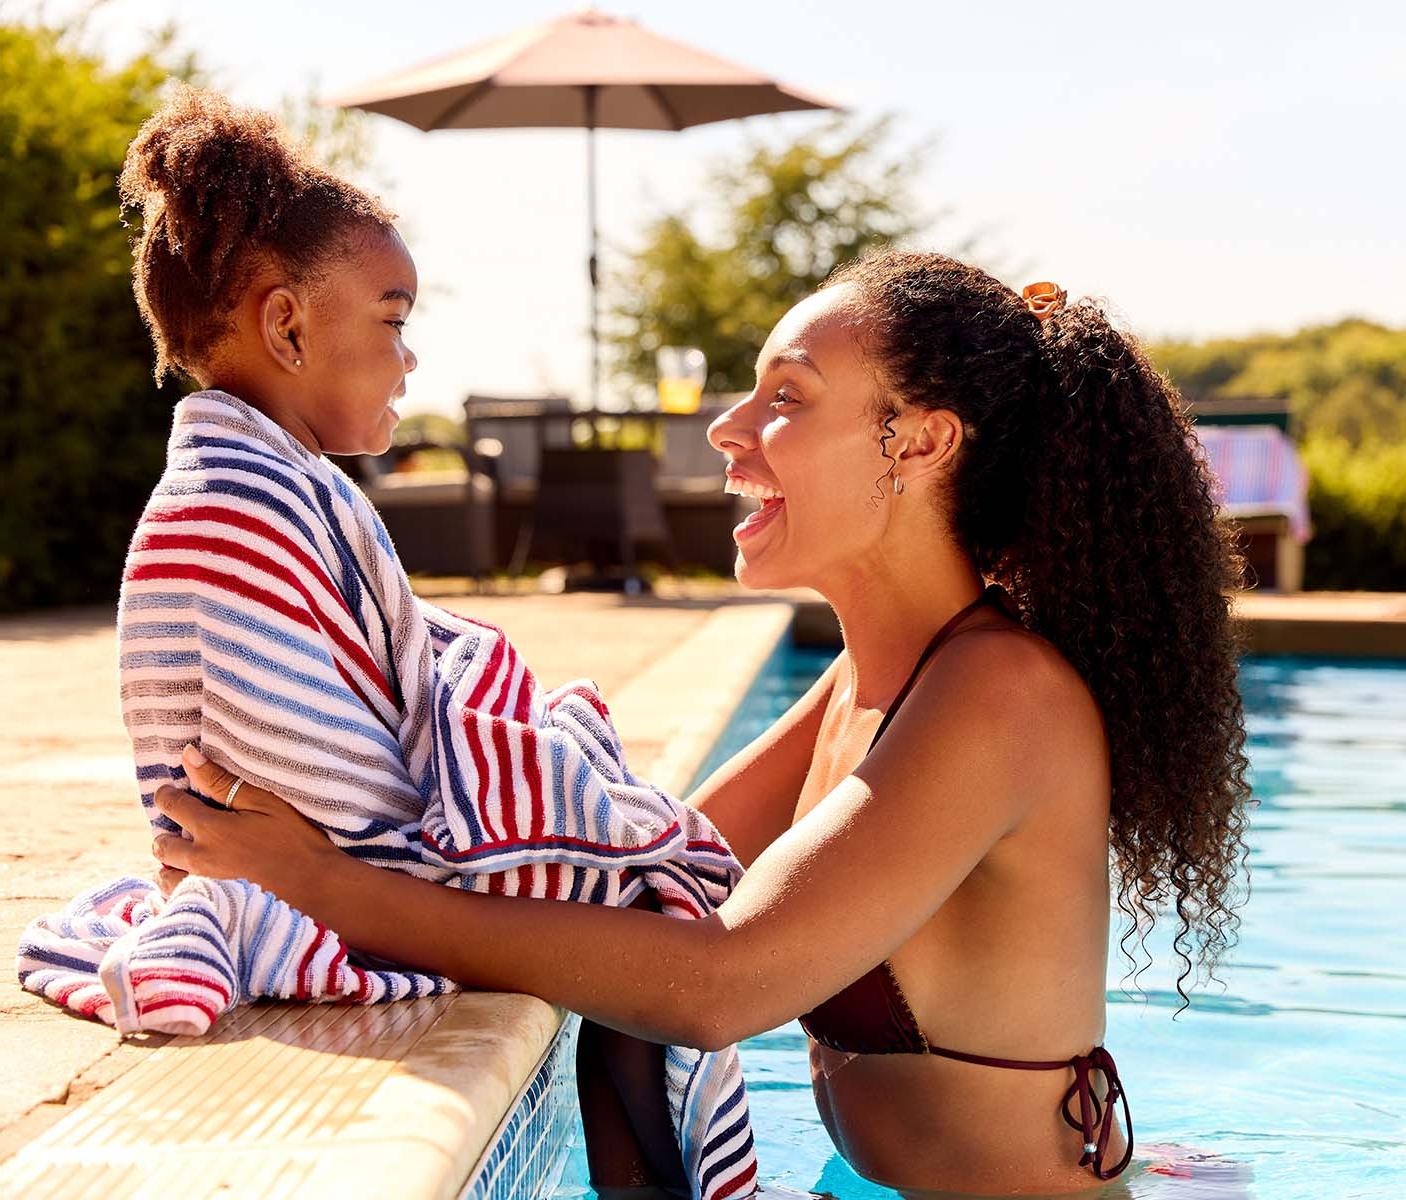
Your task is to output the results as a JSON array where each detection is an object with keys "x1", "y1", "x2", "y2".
[{"x1": 1, "y1": 583, "x2": 1401, "y2": 1194}]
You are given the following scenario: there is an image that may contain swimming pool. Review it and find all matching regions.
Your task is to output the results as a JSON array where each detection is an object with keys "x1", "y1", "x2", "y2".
[{"x1": 553, "y1": 645, "x2": 1406, "y2": 1199}]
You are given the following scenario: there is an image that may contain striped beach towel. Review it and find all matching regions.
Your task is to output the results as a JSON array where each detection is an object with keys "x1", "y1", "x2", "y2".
[{"x1": 16, "y1": 390, "x2": 758, "y2": 1200}]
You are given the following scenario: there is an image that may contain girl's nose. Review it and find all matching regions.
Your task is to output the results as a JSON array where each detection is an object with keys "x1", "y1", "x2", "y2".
[
  {"x1": 707, "y1": 395, "x2": 758, "y2": 455},
  {"x1": 403, "y1": 344, "x2": 418, "y2": 374}
]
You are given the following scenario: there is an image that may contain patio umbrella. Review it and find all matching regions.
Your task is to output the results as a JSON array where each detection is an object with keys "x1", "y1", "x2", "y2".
[{"x1": 326, "y1": 7, "x2": 840, "y2": 408}]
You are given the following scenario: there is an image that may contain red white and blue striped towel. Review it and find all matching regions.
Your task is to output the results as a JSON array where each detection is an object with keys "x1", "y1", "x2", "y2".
[{"x1": 17, "y1": 390, "x2": 758, "y2": 1200}]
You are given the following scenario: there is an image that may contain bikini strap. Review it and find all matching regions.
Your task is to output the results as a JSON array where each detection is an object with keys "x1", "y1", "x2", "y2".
[{"x1": 867, "y1": 583, "x2": 1015, "y2": 753}]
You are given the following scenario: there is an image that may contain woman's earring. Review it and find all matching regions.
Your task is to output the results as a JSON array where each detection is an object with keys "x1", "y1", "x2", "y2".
[
  {"x1": 294, "y1": 358, "x2": 303, "y2": 368},
  {"x1": 893, "y1": 475, "x2": 905, "y2": 495}
]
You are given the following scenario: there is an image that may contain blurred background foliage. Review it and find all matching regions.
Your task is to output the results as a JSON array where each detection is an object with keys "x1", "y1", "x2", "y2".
[
  {"x1": 1297, "y1": 437, "x2": 1406, "y2": 591},
  {"x1": 1151, "y1": 320, "x2": 1406, "y2": 590},
  {"x1": 0, "y1": 16, "x2": 1401, "y2": 609},
  {"x1": 604, "y1": 114, "x2": 945, "y2": 396},
  {"x1": 1152, "y1": 319, "x2": 1406, "y2": 448},
  {"x1": 0, "y1": 19, "x2": 183, "y2": 612}
]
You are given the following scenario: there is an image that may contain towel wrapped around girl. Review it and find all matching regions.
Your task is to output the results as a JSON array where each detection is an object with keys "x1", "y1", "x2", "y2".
[{"x1": 17, "y1": 389, "x2": 758, "y2": 1200}]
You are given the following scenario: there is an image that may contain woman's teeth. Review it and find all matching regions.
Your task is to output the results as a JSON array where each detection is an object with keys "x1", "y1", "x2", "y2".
[{"x1": 724, "y1": 479, "x2": 784, "y2": 501}]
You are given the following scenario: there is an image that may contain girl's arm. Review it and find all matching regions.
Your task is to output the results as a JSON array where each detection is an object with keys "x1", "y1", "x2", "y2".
[
  {"x1": 686, "y1": 651, "x2": 841, "y2": 866},
  {"x1": 155, "y1": 633, "x2": 1060, "y2": 1050}
]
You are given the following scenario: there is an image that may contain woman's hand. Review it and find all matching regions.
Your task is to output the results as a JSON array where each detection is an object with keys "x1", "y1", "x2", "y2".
[{"x1": 150, "y1": 745, "x2": 342, "y2": 904}]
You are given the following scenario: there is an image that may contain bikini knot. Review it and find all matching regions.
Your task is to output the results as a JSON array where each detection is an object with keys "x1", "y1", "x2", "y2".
[{"x1": 1059, "y1": 1045, "x2": 1135, "y2": 1181}]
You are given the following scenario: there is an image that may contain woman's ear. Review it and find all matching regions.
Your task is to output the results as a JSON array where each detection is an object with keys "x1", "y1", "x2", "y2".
[
  {"x1": 257, "y1": 285, "x2": 307, "y2": 375},
  {"x1": 897, "y1": 408, "x2": 963, "y2": 483}
]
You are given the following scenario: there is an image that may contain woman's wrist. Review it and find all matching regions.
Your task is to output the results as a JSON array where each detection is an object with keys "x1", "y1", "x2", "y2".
[{"x1": 267, "y1": 841, "x2": 351, "y2": 919}]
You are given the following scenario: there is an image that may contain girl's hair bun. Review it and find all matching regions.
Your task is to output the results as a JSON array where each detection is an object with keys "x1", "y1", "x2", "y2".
[
  {"x1": 119, "y1": 84, "x2": 393, "y2": 380},
  {"x1": 120, "y1": 85, "x2": 309, "y2": 293}
]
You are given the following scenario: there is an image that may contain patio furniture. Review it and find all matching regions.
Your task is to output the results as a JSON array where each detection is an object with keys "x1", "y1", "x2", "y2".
[
  {"x1": 353, "y1": 440, "x2": 497, "y2": 578},
  {"x1": 466, "y1": 394, "x2": 745, "y2": 579},
  {"x1": 1192, "y1": 421, "x2": 1309, "y2": 592},
  {"x1": 509, "y1": 447, "x2": 676, "y2": 588}
]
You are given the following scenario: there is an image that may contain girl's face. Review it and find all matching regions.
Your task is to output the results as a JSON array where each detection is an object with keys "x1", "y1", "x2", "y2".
[
  {"x1": 298, "y1": 227, "x2": 419, "y2": 456},
  {"x1": 706, "y1": 285, "x2": 898, "y2": 591}
]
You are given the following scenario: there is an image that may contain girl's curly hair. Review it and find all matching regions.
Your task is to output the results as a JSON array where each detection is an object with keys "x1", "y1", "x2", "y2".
[
  {"x1": 118, "y1": 85, "x2": 395, "y2": 381},
  {"x1": 826, "y1": 249, "x2": 1253, "y2": 1004}
]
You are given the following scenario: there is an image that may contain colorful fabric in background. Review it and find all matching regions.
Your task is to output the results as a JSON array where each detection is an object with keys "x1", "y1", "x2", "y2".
[
  {"x1": 1193, "y1": 424, "x2": 1311, "y2": 543},
  {"x1": 15, "y1": 391, "x2": 759, "y2": 1200}
]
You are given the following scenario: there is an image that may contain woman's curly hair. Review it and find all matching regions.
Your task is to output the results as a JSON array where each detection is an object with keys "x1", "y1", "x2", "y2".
[
  {"x1": 118, "y1": 85, "x2": 395, "y2": 381},
  {"x1": 826, "y1": 249, "x2": 1253, "y2": 1004}
]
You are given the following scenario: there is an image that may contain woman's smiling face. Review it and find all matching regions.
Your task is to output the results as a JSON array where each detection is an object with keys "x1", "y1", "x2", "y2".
[{"x1": 707, "y1": 284, "x2": 897, "y2": 590}]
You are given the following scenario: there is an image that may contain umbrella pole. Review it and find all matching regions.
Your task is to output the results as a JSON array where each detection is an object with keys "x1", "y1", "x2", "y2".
[{"x1": 585, "y1": 84, "x2": 600, "y2": 412}]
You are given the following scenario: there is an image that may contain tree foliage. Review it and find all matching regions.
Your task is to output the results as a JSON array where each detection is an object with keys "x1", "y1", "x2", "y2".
[
  {"x1": 605, "y1": 115, "x2": 943, "y2": 395},
  {"x1": 1299, "y1": 437, "x2": 1406, "y2": 591},
  {"x1": 0, "y1": 20, "x2": 184, "y2": 611},
  {"x1": 1150, "y1": 318, "x2": 1406, "y2": 448}
]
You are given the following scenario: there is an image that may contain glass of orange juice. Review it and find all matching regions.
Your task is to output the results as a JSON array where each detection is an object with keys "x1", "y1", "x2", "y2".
[{"x1": 656, "y1": 346, "x2": 707, "y2": 414}]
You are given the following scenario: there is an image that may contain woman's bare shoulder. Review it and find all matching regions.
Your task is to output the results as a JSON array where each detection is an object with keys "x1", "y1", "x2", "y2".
[{"x1": 916, "y1": 621, "x2": 1104, "y2": 753}]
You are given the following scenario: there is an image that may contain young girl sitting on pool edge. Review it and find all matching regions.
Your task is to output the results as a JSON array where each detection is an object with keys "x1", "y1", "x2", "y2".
[
  {"x1": 100, "y1": 85, "x2": 720, "y2": 1198},
  {"x1": 153, "y1": 247, "x2": 1255, "y2": 1195}
]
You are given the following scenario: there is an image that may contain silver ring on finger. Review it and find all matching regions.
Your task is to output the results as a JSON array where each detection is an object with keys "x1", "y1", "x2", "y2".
[{"x1": 224, "y1": 778, "x2": 244, "y2": 810}]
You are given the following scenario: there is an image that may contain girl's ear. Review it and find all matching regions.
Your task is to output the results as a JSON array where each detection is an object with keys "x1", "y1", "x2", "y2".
[
  {"x1": 257, "y1": 285, "x2": 307, "y2": 374},
  {"x1": 897, "y1": 408, "x2": 963, "y2": 483}
]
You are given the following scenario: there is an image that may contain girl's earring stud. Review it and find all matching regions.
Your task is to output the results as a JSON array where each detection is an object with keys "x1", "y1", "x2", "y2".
[{"x1": 294, "y1": 359, "x2": 303, "y2": 368}]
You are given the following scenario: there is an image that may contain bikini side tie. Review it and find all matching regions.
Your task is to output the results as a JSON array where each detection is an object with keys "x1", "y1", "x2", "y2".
[{"x1": 1060, "y1": 1045, "x2": 1135, "y2": 1181}]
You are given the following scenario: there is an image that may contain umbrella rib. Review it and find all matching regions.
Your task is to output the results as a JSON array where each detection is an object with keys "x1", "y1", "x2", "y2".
[
  {"x1": 427, "y1": 77, "x2": 495, "y2": 130},
  {"x1": 644, "y1": 84, "x2": 686, "y2": 133}
]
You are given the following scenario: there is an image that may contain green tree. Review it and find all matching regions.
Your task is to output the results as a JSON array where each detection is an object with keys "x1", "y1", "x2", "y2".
[
  {"x1": 1150, "y1": 318, "x2": 1406, "y2": 448},
  {"x1": 606, "y1": 115, "x2": 946, "y2": 395},
  {"x1": 0, "y1": 20, "x2": 183, "y2": 611},
  {"x1": 280, "y1": 80, "x2": 376, "y2": 180},
  {"x1": 1300, "y1": 436, "x2": 1406, "y2": 591}
]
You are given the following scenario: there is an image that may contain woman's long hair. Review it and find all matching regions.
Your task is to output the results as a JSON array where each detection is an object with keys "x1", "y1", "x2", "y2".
[{"x1": 827, "y1": 250, "x2": 1253, "y2": 1003}]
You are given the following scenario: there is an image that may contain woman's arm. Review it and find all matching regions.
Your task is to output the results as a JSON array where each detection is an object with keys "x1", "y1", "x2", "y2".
[
  {"x1": 686, "y1": 651, "x2": 841, "y2": 866},
  {"x1": 155, "y1": 633, "x2": 1059, "y2": 1050}
]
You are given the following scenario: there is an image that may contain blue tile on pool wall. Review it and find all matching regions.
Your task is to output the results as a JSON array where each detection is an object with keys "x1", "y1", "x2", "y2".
[{"x1": 461, "y1": 1014, "x2": 581, "y2": 1200}]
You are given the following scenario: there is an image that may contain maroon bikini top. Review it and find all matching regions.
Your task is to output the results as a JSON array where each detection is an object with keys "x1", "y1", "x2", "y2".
[{"x1": 796, "y1": 583, "x2": 1134, "y2": 1182}]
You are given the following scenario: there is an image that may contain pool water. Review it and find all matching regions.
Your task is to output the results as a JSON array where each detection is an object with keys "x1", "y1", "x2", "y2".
[{"x1": 555, "y1": 647, "x2": 1406, "y2": 1199}]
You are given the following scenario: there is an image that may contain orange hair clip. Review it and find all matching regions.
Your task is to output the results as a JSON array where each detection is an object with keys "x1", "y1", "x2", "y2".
[{"x1": 1021, "y1": 281, "x2": 1067, "y2": 321}]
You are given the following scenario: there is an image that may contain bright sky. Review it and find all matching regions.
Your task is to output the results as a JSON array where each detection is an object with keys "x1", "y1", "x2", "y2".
[{"x1": 45, "y1": 0, "x2": 1406, "y2": 417}]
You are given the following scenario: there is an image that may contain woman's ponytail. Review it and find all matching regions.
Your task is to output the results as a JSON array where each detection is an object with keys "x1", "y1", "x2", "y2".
[
  {"x1": 826, "y1": 250, "x2": 1253, "y2": 1003},
  {"x1": 1022, "y1": 301, "x2": 1252, "y2": 1000}
]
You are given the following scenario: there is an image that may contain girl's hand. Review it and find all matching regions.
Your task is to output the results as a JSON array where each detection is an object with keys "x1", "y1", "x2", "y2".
[
  {"x1": 154, "y1": 863, "x2": 189, "y2": 898},
  {"x1": 150, "y1": 745, "x2": 341, "y2": 903}
]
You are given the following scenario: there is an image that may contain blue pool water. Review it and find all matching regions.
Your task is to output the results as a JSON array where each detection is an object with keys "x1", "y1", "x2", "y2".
[{"x1": 555, "y1": 646, "x2": 1406, "y2": 1199}]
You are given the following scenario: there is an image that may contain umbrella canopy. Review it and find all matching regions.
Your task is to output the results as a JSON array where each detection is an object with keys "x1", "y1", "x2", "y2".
[
  {"x1": 327, "y1": 8, "x2": 840, "y2": 406},
  {"x1": 326, "y1": 8, "x2": 836, "y2": 132}
]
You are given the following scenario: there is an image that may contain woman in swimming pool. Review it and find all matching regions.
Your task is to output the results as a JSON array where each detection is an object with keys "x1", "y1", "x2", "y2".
[{"x1": 152, "y1": 251, "x2": 1252, "y2": 1196}]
